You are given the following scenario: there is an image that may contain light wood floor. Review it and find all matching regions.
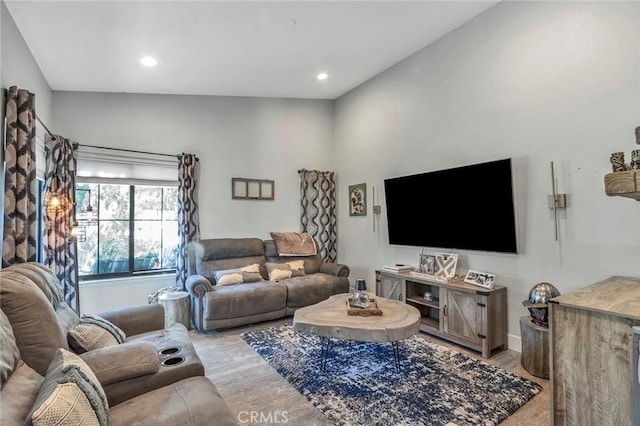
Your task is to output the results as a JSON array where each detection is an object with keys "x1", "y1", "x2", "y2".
[{"x1": 190, "y1": 318, "x2": 550, "y2": 426}]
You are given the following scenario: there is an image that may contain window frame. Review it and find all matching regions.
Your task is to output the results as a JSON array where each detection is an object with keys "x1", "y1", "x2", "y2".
[{"x1": 76, "y1": 181, "x2": 178, "y2": 282}]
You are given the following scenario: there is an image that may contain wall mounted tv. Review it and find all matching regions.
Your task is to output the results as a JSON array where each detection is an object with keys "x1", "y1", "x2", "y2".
[{"x1": 384, "y1": 158, "x2": 518, "y2": 254}]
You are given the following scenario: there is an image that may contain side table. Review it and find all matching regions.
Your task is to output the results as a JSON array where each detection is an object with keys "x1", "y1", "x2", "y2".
[
  {"x1": 158, "y1": 291, "x2": 191, "y2": 329},
  {"x1": 519, "y1": 316, "x2": 549, "y2": 378}
]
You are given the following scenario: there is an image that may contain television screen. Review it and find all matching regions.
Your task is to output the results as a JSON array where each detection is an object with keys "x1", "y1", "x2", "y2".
[{"x1": 384, "y1": 158, "x2": 518, "y2": 254}]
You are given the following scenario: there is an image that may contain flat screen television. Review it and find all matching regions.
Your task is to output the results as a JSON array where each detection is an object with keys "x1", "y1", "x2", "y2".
[{"x1": 384, "y1": 158, "x2": 518, "y2": 254}]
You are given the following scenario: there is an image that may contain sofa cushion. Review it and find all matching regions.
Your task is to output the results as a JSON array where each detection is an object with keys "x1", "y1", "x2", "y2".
[
  {"x1": 280, "y1": 273, "x2": 350, "y2": 309},
  {"x1": 5, "y1": 262, "x2": 63, "y2": 306},
  {"x1": 27, "y1": 348, "x2": 109, "y2": 426},
  {"x1": 109, "y1": 377, "x2": 236, "y2": 426},
  {"x1": 203, "y1": 281, "x2": 287, "y2": 320},
  {"x1": 0, "y1": 361, "x2": 44, "y2": 425},
  {"x1": 0, "y1": 309, "x2": 20, "y2": 390},
  {"x1": 214, "y1": 263, "x2": 263, "y2": 286},
  {"x1": 0, "y1": 270, "x2": 71, "y2": 375}
]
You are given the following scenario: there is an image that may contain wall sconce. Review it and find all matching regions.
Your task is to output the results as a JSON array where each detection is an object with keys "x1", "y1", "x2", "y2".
[
  {"x1": 68, "y1": 221, "x2": 86, "y2": 243},
  {"x1": 45, "y1": 191, "x2": 65, "y2": 213},
  {"x1": 548, "y1": 161, "x2": 568, "y2": 241},
  {"x1": 372, "y1": 186, "x2": 381, "y2": 232}
]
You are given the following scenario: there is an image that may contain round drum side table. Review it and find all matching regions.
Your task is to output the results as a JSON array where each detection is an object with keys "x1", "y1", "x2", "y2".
[{"x1": 158, "y1": 291, "x2": 191, "y2": 329}]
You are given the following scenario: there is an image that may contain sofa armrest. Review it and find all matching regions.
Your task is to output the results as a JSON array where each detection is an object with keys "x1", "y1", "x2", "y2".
[
  {"x1": 320, "y1": 263, "x2": 350, "y2": 277},
  {"x1": 80, "y1": 342, "x2": 159, "y2": 386},
  {"x1": 185, "y1": 274, "x2": 214, "y2": 298},
  {"x1": 99, "y1": 304, "x2": 165, "y2": 336}
]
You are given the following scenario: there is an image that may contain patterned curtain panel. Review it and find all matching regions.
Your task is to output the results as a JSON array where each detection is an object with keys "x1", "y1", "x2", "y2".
[
  {"x1": 43, "y1": 134, "x2": 78, "y2": 311},
  {"x1": 176, "y1": 153, "x2": 200, "y2": 288},
  {"x1": 2, "y1": 86, "x2": 37, "y2": 267},
  {"x1": 298, "y1": 169, "x2": 337, "y2": 262}
]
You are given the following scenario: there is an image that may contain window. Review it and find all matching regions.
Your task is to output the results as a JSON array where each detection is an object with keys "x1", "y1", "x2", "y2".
[{"x1": 75, "y1": 182, "x2": 178, "y2": 280}]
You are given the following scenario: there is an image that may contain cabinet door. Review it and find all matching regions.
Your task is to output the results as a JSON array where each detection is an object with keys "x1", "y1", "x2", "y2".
[
  {"x1": 443, "y1": 289, "x2": 484, "y2": 345},
  {"x1": 375, "y1": 272, "x2": 404, "y2": 301}
]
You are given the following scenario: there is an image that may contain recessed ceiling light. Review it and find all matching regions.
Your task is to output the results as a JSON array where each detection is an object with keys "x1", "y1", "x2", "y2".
[
  {"x1": 317, "y1": 73, "x2": 328, "y2": 81},
  {"x1": 140, "y1": 56, "x2": 158, "y2": 67}
]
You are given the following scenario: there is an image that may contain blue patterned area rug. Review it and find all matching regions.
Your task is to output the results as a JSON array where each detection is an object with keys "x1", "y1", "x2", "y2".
[{"x1": 241, "y1": 324, "x2": 542, "y2": 426}]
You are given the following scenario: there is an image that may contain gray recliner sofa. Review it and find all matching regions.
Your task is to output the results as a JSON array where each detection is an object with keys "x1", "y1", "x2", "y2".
[
  {"x1": 0, "y1": 307, "x2": 236, "y2": 426},
  {"x1": 185, "y1": 237, "x2": 350, "y2": 331},
  {"x1": 0, "y1": 262, "x2": 233, "y2": 423}
]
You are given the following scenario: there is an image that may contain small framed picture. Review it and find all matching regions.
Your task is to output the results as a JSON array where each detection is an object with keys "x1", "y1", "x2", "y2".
[
  {"x1": 348, "y1": 183, "x2": 367, "y2": 216},
  {"x1": 419, "y1": 254, "x2": 435, "y2": 274},
  {"x1": 434, "y1": 252, "x2": 458, "y2": 278},
  {"x1": 464, "y1": 270, "x2": 495, "y2": 289}
]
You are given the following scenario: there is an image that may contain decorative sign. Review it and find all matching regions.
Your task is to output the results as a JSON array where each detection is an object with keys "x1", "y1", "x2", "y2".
[{"x1": 434, "y1": 252, "x2": 458, "y2": 278}]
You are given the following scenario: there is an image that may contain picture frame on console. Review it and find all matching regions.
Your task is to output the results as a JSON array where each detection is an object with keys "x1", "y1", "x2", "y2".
[
  {"x1": 348, "y1": 183, "x2": 367, "y2": 216},
  {"x1": 419, "y1": 254, "x2": 436, "y2": 274},
  {"x1": 464, "y1": 270, "x2": 495, "y2": 289},
  {"x1": 434, "y1": 252, "x2": 458, "y2": 278}
]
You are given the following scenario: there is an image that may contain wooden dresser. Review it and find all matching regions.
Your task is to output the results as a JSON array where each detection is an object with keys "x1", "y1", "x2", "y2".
[{"x1": 549, "y1": 276, "x2": 640, "y2": 425}]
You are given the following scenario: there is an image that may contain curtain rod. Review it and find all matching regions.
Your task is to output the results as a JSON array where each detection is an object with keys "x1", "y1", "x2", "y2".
[
  {"x1": 36, "y1": 115, "x2": 54, "y2": 137},
  {"x1": 34, "y1": 114, "x2": 196, "y2": 160},
  {"x1": 78, "y1": 143, "x2": 179, "y2": 159}
]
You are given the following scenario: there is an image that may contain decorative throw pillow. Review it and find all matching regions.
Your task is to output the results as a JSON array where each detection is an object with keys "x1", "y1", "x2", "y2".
[
  {"x1": 31, "y1": 383, "x2": 100, "y2": 426},
  {"x1": 68, "y1": 315, "x2": 126, "y2": 354},
  {"x1": 214, "y1": 263, "x2": 263, "y2": 286},
  {"x1": 265, "y1": 263, "x2": 292, "y2": 281},
  {"x1": 27, "y1": 348, "x2": 109, "y2": 426},
  {"x1": 286, "y1": 260, "x2": 306, "y2": 277}
]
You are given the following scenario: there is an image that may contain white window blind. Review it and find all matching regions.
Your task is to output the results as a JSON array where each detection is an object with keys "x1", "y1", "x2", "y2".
[{"x1": 76, "y1": 145, "x2": 178, "y2": 186}]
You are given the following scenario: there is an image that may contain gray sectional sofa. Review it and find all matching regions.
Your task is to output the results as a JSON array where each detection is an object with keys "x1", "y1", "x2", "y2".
[{"x1": 185, "y1": 237, "x2": 350, "y2": 331}]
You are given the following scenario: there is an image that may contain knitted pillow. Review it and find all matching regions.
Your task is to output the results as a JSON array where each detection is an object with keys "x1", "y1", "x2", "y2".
[
  {"x1": 265, "y1": 261, "x2": 306, "y2": 281},
  {"x1": 27, "y1": 348, "x2": 109, "y2": 426},
  {"x1": 286, "y1": 260, "x2": 306, "y2": 276},
  {"x1": 68, "y1": 314, "x2": 126, "y2": 354},
  {"x1": 214, "y1": 263, "x2": 263, "y2": 286}
]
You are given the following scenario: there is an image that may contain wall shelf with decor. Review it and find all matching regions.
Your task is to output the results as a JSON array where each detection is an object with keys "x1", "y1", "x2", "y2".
[
  {"x1": 376, "y1": 269, "x2": 508, "y2": 358},
  {"x1": 604, "y1": 170, "x2": 640, "y2": 201}
]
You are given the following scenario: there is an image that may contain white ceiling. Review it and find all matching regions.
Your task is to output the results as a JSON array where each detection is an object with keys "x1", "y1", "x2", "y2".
[{"x1": 6, "y1": 1, "x2": 499, "y2": 100}]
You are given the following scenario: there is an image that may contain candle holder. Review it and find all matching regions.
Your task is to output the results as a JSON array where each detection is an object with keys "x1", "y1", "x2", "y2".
[{"x1": 352, "y1": 278, "x2": 370, "y2": 308}]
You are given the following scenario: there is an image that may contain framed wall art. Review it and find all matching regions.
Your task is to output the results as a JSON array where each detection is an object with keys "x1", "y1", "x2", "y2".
[
  {"x1": 232, "y1": 178, "x2": 274, "y2": 200},
  {"x1": 349, "y1": 183, "x2": 367, "y2": 216},
  {"x1": 434, "y1": 252, "x2": 458, "y2": 279},
  {"x1": 464, "y1": 270, "x2": 495, "y2": 289},
  {"x1": 418, "y1": 254, "x2": 436, "y2": 275}
]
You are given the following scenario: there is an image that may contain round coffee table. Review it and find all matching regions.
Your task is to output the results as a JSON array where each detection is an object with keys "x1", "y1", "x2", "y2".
[{"x1": 293, "y1": 293, "x2": 420, "y2": 372}]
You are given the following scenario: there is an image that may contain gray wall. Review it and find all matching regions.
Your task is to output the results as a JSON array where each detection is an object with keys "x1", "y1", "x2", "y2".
[
  {"x1": 1, "y1": 1, "x2": 51, "y2": 124},
  {"x1": 50, "y1": 92, "x2": 334, "y2": 313},
  {"x1": 334, "y1": 1, "x2": 640, "y2": 348},
  {"x1": 52, "y1": 91, "x2": 335, "y2": 239}
]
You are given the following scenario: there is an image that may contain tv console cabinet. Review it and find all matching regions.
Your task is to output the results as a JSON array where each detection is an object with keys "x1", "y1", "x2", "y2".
[{"x1": 376, "y1": 269, "x2": 507, "y2": 358}]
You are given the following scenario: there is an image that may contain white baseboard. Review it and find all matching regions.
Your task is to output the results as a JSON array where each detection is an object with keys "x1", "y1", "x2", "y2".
[{"x1": 508, "y1": 333, "x2": 522, "y2": 353}]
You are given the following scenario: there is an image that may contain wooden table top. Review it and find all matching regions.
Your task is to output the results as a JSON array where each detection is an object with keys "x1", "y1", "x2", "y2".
[
  {"x1": 550, "y1": 275, "x2": 640, "y2": 320},
  {"x1": 293, "y1": 293, "x2": 421, "y2": 343}
]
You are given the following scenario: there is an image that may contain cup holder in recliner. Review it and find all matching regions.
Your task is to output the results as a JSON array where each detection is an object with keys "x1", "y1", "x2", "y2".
[
  {"x1": 158, "y1": 347, "x2": 181, "y2": 356},
  {"x1": 161, "y1": 356, "x2": 185, "y2": 367}
]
